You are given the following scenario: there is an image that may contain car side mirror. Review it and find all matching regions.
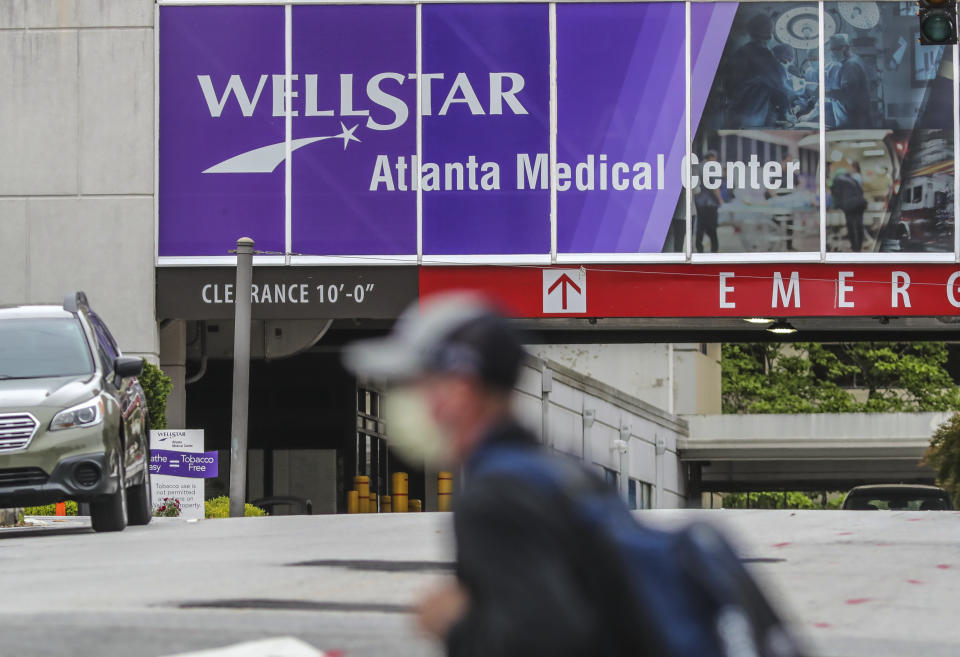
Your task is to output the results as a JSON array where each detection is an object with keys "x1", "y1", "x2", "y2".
[{"x1": 114, "y1": 357, "x2": 144, "y2": 379}]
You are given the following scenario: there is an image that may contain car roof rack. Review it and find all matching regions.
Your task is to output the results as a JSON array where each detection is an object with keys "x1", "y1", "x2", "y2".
[{"x1": 63, "y1": 291, "x2": 90, "y2": 313}]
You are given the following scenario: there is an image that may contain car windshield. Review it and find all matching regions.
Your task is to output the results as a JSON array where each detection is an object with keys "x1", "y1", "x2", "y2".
[
  {"x1": 0, "y1": 317, "x2": 94, "y2": 379},
  {"x1": 845, "y1": 493, "x2": 950, "y2": 511}
]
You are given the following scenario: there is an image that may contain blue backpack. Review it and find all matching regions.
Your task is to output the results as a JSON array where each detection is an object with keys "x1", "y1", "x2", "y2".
[{"x1": 471, "y1": 444, "x2": 807, "y2": 657}]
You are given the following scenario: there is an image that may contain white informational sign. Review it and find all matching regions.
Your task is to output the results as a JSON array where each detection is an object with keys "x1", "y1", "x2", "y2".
[
  {"x1": 543, "y1": 268, "x2": 587, "y2": 314},
  {"x1": 149, "y1": 429, "x2": 209, "y2": 520}
]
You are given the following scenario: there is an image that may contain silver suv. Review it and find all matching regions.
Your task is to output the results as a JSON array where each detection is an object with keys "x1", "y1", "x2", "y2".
[{"x1": 0, "y1": 292, "x2": 151, "y2": 531}]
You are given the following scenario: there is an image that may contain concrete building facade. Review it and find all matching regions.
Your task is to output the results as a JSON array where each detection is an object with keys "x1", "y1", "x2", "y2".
[{"x1": 0, "y1": 0, "x2": 156, "y2": 359}]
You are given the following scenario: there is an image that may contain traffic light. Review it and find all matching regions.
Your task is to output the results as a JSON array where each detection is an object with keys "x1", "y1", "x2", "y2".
[{"x1": 918, "y1": 0, "x2": 957, "y2": 45}]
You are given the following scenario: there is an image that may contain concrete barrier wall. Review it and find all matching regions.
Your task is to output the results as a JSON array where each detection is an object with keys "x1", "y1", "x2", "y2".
[
  {"x1": 683, "y1": 411, "x2": 951, "y2": 460},
  {"x1": 514, "y1": 358, "x2": 689, "y2": 509}
]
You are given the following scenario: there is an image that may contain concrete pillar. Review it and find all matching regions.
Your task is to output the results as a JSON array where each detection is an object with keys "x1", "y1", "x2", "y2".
[
  {"x1": 671, "y1": 343, "x2": 722, "y2": 415},
  {"x1": 159, "y1": 320, "x2": 187, "y2": 429}
]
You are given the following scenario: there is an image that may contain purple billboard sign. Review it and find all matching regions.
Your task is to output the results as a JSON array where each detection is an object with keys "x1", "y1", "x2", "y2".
[
  {"x1": 292, "y1": 5, "x2": 417, "y2": 256},
  {"x1": 556, "y1": 3, "x2": 686, "y2": 254},
  {"x1": 421, "y1": 3, "x2": 550, "y2": 256},
  {"x1": 157, "y1": 3, "x2": 747, "y2": 259},
  {"x1": 159, "y1": 6, "x2": 285, "y2": 257}
]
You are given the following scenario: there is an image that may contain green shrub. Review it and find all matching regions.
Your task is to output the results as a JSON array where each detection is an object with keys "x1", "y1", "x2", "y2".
[
  {"x1": 23, "y1": 501, "x2": 79, "y2": 516},
  {"x1": 204, "y1": 496, "x2": 268, "y2": 518},
  {"x1": 140, "y1": 361, "x2": 173, "y2": 430},
  {"x1": 721, "y1": 491, "x2": 821, "y2": 510}
]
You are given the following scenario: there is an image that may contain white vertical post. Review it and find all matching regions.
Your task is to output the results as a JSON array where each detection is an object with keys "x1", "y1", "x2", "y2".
[
  {"x1": 818, "y1": 1, "x2": 827, "y2": 261},
  {"x1": 284, "y1": 4, "x2": 292, "y2": 264},
  {"x1": 684, "y1": 0, "x2": 693, "y2": 260},
  {"x1": 549, "y1": 3, "x2": 558, "y2": 263},
  {"x1": 954, "y1": 44, "x2": 959, "y2": 262},
  {"x1": 416, "y1": 3, "x2": 423, "y2": 264}
]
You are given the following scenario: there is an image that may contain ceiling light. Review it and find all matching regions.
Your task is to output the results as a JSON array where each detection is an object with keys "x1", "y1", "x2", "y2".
[
  {"x1": 862, "y1": 149, "x2": 886, "y2": 157},
  {"x1": 743, "y1": 317, "x2": 775, "y2": 324},
  {"x1": 766, "y1": 319, "x2": 798, "y2": 335}
]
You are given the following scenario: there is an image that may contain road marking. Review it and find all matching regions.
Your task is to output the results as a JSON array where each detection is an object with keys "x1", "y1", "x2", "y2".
[{"x1": 161, "y1": 637, "x2": 331, "y2": 657}]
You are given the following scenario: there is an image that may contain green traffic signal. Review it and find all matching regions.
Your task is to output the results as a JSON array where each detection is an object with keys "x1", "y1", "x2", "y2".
[
  {"x1": 917, "y1": 0, "x2": 958, "y2": 45},
  {"x1": 921, "y1": 13, "x2": 953, "y2": 42}
]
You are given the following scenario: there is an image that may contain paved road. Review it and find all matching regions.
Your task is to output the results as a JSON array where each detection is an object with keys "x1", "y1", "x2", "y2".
[{"x1": 1, "y1": 510, "x2": 957, "y2": 657}]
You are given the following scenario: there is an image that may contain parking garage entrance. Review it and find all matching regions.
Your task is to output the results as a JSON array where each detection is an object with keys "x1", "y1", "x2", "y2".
[{"x1": 157, "y1": 267, "x2": 423, "y2": 515}]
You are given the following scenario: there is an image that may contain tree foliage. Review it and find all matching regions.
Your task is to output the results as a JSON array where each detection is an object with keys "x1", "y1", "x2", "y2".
[
  {"x1": 721, "y1": 491, "x2": 822, "y2": 509},
  {"x1": 722, "y1": 342, "x2": 960, "y2": 414},
  {"x1": 925, "y1": 413, "x2": 960, "y2": 508},
  {"x1": 140, "y1": 361, "x2": 173, "y2": 430}
]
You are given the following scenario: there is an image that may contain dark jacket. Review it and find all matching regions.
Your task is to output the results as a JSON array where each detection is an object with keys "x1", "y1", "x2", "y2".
[
  {"x1": 723, "y1": 41, "x2": 792, "y2": 127},
  {"x1": 445, "y1": 421, "x2": 638, "y2": 657}
]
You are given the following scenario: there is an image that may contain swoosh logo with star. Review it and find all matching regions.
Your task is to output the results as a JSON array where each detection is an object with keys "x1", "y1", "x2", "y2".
[{"x1": 202, "y1": 122, "x2": 361, "y2": 174}]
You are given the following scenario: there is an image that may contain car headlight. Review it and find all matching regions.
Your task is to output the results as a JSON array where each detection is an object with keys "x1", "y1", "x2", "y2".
[{"x1": 50, "y1": 397, "x2": 104, "y2": 431}]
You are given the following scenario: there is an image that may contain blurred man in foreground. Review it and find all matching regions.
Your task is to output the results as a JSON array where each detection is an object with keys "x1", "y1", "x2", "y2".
[
  {"x1": 344, "y1": 294, "x2": 805, "y2": 657},
  {"x1": 345, "y1": 295, "x2": 574, "y2": 655}
]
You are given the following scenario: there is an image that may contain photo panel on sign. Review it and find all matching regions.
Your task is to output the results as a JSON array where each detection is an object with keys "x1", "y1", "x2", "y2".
[
  {"x1": 556, "y1": 2, "x2": 687, "y2": 256},
  {"x1": 291, "y1": 5, "x2": 417, "y2": 257},
  {"x1": 691, "y1": 1, "x2": 821, "y2": 256},
  {"x1": 822, "y1": 1, "x2": 955, "y2": 255},
  {"x1": 420, "y1": 3, "x2": 551, "y2": 258},
  {"x1": 158, "y1": 6, "x2": 286, "y2": 257}
]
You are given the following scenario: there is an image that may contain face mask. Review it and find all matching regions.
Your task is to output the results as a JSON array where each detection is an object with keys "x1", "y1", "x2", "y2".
[{"x1": 383, "y1": 386, "x2": 454, "y2": 468}]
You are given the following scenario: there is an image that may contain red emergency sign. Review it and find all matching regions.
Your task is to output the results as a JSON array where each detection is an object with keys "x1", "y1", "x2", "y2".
[{"x1": 419, "y1": 264, "x2": 960, "y2": 318}]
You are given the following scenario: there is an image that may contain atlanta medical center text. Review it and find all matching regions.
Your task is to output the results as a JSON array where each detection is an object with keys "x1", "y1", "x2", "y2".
[{"x1": 197, "y1": 70, "x2": 801, "y2": 195}]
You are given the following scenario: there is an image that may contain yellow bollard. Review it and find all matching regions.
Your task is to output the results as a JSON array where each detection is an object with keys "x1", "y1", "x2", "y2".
[
  {"x1": 369, "y1": 491, "x2": 378, "y2": 513},
  {"x1": 346, "y1": 489, "x2": 359, "y2": 514},
  {"x1": 438, "y1": 471, "x2": 454, "y2": 512},
  {"x1": 381, "y1": 495, "x2": 392, "y2": 513},
  {"x1": 391, "y1": 472, "x2": 408, "y2": 513},
  {"x1": 354, "y1": 475, "x2": 370, "y2": 514},
  {"x1": 408, "y1": 499, "x2": 422, "y2": 512}
]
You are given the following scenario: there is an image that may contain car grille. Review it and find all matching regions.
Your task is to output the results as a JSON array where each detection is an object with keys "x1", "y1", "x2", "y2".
[
  {"x1": 0, "y1": 467, "x2": 48, "y2": 487},
  {"x1": 0, "y1": 413, "x2": 39, "y2": 452}
]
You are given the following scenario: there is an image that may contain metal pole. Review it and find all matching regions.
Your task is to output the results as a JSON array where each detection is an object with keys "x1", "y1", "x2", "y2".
[{"x1": 229, "y1": 237, "x2": 254, "y2": 518}]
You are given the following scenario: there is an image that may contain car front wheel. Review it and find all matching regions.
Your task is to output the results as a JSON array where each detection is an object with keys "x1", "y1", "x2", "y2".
[
  {"x1": 91, "y1": 461, "x2": 128, "y2": 533},
  {"x1": 126, "y1": 468, "x2": 152, "y2": 526}
]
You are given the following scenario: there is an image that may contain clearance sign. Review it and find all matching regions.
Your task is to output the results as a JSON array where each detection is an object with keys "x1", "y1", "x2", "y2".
[{"x1": 420, "y1": 265, "x2": 960, "y2": 318}]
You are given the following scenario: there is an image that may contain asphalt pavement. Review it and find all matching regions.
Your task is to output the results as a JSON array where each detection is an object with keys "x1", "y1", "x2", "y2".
[{"x1": 0, "y1": 510, "x2": 957, "y2": 657}]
